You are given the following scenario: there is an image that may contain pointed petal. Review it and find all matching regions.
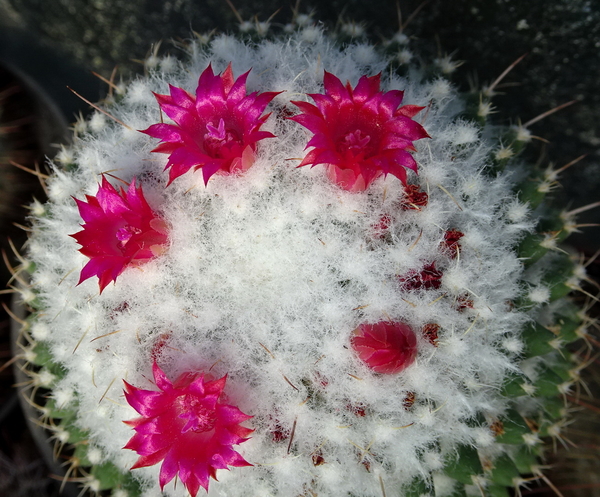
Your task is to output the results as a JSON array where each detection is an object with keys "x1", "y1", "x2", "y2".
[
  {"x1": 323, "y1": 71, "x2": 349, "y2": 102},
  {"x1": 130, "y1": 446, "x2": 170, "y2": 469},
  {"x1": 158, "y1": 450, "x2": 179, "y2": 489},
  {"x1": 141, "y1": 123, "x2": 186, "y2": 143},
  {"x1": 221, "y1": 63, "x2": 236, "y2": 94},
  {"x1": 387, "y1": 149, "x2": 419, "y2": 172},
  {"x1": 352, "y1": 73, "x2": 381, "y2": 103},
  {"x1": 226, "y1": 68, "x2": 249, "y2": 101},
  {"x1": 396, "y1": 104, "x2": 425, "y2": 118},
  {"x1": 169, "y1": 85, "x2": 195, "y2": 108},
  {"x1": 290, "y1": 100, "x2": 322, "y2": 117},
  {"x1": 201, "y1": 161, "x2": 223, "y2": 186},
  {"x1": 153, "y1": 361, "x2": 173, "y2": 391},
  {"x1": 378, "y1": 90, "x2": 404, "y2": 117}
]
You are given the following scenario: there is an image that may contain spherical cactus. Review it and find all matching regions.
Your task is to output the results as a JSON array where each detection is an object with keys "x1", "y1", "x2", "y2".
[{"x1": 11, "y1": 14, "x2": 596, "y2": 497}]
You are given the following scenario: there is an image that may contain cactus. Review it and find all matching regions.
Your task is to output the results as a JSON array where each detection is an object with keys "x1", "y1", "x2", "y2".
[{"x1": 10, "y1": 15, "x2": 597, "y2": 497}]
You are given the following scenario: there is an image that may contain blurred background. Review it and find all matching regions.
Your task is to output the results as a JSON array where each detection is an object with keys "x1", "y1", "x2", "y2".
[{"x1": 0, "y1": 1, "x2": 598, "y2": 495}]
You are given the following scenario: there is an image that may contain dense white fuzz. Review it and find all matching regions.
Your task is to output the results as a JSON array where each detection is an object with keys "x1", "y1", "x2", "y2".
[
  {"x1": 88, "y1": 112, "x2": 107, "y2": 133},
  {"x1": 28, "y1": 33, "x2": 533, "y2": 496},
  {"x1": 434, "y1": 473, "x2": 459, "y2": 496},
  {"x1": 55, "y1": 146, "x2": 75, "y2": 165},
  {"x1": 528, "y1": 286, "x2": 551, "y2": 304},
  {"x1": 37, "y1": 369, "x2": 56, "y2": 388},
  {"x1": 52, "y1": 387, "x2": 75, "y2": 408},
  {"x1": 502, "y1": 337, "x2": 524, "y2": 354},
  {"x1": 397, "y1": 49, "x2": 413, "y2": 64},
  {"x1": 30, "y1": 322, "x2": 50, "y2": 341}
]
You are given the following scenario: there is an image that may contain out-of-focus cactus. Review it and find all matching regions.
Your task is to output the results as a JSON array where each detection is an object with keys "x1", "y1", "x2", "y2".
[
  {"x1": 0, "y1": 65, "x2": 65, "y2": 283},
  {"x1": 9, "y1": 15, "x2": 598, "y2": 497}
]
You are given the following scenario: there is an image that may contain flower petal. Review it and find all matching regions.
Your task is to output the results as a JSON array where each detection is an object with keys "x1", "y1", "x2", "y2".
[
  {"x1": 290, "y1": 70, "x2": 429, "y2": 191},
  {"x1": 123, "y1": 362, "x2": 253, "y2": 495}
]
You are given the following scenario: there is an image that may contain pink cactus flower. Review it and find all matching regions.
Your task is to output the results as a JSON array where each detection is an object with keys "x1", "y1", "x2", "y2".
[
  {"x1": 123, "y1": 361, "x2": 253, "y2": 496},
  {"x1": 71, "y1": 177, "x2": 168, "y2": 293},
  {"x1": 142, "y1": 63, "x2": 280, "y2": 185},
  {"x1": 351, "y1": 321, "x2": 418, "y2": 374},
  {"x1": 290, "y1": 71, "x2": 429, "y2": 191}
]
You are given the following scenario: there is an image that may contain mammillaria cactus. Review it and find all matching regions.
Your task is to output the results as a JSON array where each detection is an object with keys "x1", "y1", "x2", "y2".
[{"x1": 11, "y1": 16, "x2": 596, "y2": 497}]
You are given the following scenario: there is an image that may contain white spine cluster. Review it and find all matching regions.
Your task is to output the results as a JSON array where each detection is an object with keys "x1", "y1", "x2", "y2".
[{"x1": 28, "y1": 33, "x2": 532, "y2": 496}]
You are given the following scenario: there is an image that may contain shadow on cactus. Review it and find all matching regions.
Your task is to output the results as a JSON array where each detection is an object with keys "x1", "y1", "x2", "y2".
[{"x1": 7, "y1": 10, "x2": 599, "y2": 497}]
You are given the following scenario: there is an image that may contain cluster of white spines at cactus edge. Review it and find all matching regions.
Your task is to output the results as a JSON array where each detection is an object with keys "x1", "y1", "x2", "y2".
[{"x1": 26, "y1": 32, "x2": 539, "y2": 497}]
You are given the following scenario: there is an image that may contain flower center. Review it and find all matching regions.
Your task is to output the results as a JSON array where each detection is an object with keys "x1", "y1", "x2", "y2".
[
  {"x1": 203, "y1": 118, "x2": 240, "y2": 158},
  {"x1": 338, "y1": 129, "x2": 371, "y2": 156},
  {"x1": 179, "y1": 395, "x2": 217, "y2": 433},
  {"x1": 116, "y1": 225, "x2": 142, "y2": 249}
]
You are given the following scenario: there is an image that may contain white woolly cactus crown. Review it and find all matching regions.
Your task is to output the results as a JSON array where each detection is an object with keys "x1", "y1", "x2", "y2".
[{"x1": 20, "y1": 24, "x2": 589, "y2": 497}]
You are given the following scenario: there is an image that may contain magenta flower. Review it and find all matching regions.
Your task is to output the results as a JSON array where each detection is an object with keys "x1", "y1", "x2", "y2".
[
  {"x1": 351, "y1": 321, "x2": 418, "y2": 374},
  {"x1": 71, "y1": 177, "x2": 168, "y2": 293},
  {"x1": 142, "y1": 63, "x2": 280, "y2": 185},
  {"x1": 290, "y1": 71, "x2": 430, "y2": 191},
  {"x1": 124, "y1": 362, "x2": 253, "y2": 496}
]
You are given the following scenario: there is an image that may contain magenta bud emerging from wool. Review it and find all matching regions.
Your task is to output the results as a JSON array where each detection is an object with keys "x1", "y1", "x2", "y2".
[
  {"x1": 290, "y1": 71, "x2": 430, "y2": 191},
  {"x1": 123, "y1": 361, "x2": 253, "y2": 496},
  {"x1": 142, "y1": 63, "x2": 280, "y2": 185},
  {"x1": 70, "y1": 177, "x2": 168, "y2": 293},
  {"x1": 351, "y1": 321, "x2": 418, "y2": 374}
]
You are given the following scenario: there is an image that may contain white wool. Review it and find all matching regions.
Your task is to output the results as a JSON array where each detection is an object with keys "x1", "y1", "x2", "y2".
[
  {"x1": 352, "y1": 44, "x2": 378, "y2": 66},
  {"x1": 52, "y1": 387, "x2": 75, "y2": 408},
  {"x1": 28, "y1": 33, "x2": 533, "y2": 497},
  {"x1": 503, "y1": 337, "x2": 524, "y2": 354},
  {"x1": 87, "y1": 447, "x2": 104, "y2": 465},
  {"x1": 55, "y1": 146, "x2": 75, "y2": 165},
  {"x1": 301, "y1": 26, "x2": 324, "y2": 43},
  {"x1": 88, "y1": 112, "x2": 107, "y2": 133},
  {"x1": 37, "y1": 369, "x2": 56, "y2": 388},
  {"x1": 434, "y1": 473, "x2": 459, "y2": 496},
  {"x1": 528, "y1": 285, "x2": 551, "y2": 304}
]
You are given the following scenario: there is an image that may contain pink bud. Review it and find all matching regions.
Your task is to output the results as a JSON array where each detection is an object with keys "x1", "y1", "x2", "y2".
[{"x1": 351, "y1": 321, "x2": 418, "y2": 374}]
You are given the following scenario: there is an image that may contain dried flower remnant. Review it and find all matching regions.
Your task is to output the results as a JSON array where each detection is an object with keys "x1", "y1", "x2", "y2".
[
  {"x1": 490, "y1": 419, "x2": 505, "y2": 437},
  {"x1": 400, "y1": 184, "x2": 429, "y2": 210},
  {"x1": 455, "y1": 294, "x2": 474, "y2": 311},
  {"x1": 371, "y1": 213, "x2": 392, "y2": 239},
  {"x1": 346, "y1": 401, "x2": 367, "y2": 417},
  {"x1": 422, "y1": 323, "x2": 440, "y2": 346},
  {"x1": 403, "y1": 391, "x2": 416, "y2": 410},
  {"x1": 441, "y1": 229, "x2": 464, "y2": 258},
  {"x1": 351, "y1": 321, "x2": 418, "y2": 374},
  {"x1": 270, "y1": 420, "x2": 289, "y2": 443},
  {"x1": 290, "y1": 71, "x2": 429, "y2": 191},
  {"x1": 71, "y1": 177, "x2": 168, "y2": 292},
  {"x1": 398, "y1": 262, "x2": 443, "y2": 291},
  {"x1": 123, "y1": 362, "x2": 253, "y2": 496},
  {"x1": 312, "y1": 451, "x2": 326, "y2": 466},
  {"x1": 143, "y1": 63, "x2": 279, "y2": 185}
]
